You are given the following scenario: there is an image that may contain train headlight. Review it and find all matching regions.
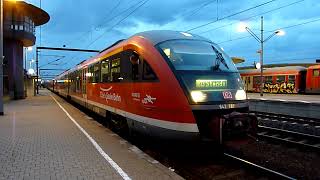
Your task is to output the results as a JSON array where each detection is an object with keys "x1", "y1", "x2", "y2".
[
  {"x1": 235, "y1": 90, "x2": 247, "y2": 100},
  {"x1": 191, "y1": 91, "x2": 207, "y2": 103}
]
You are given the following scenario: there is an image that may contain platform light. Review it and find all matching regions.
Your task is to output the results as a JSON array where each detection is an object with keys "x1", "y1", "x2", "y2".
[
  {"x1": 191, "y1": 91, "x2": 207, "y2": 103},
  {"x1": 255, "y1": 62, "x2": 261, "y2": 69},
  {"x1": 235, "y1": 90, "x2": 247, "y2": 100},
  {"x1": 238, "y1": 16, "x2": 284, "y2": 97},
  {"x1": 28, "y1": 68, "x2": 35, "y2": 75},
  {"x1": 275, "y1": 29, "x2": 285, "y2": 36},
  {"x1": 180, "y1": 32, "x2": 192, "y2": 37},
  {"x1": 85, "y1": 72, "x2": 93, "y2": 77},
  {"x1": 237, "y1": 22, "x2": 248, "y2": 32}
]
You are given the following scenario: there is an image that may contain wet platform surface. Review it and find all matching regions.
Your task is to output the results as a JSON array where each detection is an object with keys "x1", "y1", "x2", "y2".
[{"x1": 0, "y1": 89, "x2": 182, "y2": 180}]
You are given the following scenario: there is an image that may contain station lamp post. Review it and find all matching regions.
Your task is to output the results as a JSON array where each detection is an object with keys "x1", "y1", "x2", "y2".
[
  {"x1": 24, "y1": 46, "x2": 32, "y2": 69},
  {"x1": 238, "y1": 16, "x2": 285, "y2": 97}
]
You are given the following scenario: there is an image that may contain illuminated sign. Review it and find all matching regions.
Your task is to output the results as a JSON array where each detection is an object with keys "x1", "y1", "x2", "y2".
[{"x1": 196, "y1": 80, "x2": 227, "y2": 88}]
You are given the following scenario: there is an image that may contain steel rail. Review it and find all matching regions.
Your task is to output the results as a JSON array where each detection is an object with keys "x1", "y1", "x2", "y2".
[
  {"x1": 258, "y1": 125, "x2": 320, "y2": 151},
  {"x1": 253, "y1": 111, "x2": 320, "y2": 126},
  {"x1": 224, "y1": 153, "x2": 296, "y2": 180}
]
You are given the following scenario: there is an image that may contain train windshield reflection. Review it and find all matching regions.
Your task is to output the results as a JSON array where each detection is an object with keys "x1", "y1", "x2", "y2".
[{"x1": 158, "y1": 40, "x2": 237, "y2": 72}]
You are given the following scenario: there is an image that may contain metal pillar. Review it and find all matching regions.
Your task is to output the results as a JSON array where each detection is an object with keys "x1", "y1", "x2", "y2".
[
  {"x1": 36, "y1": 48, "x2": 39, "y2": 94},
  {"x1": 260, "y1": 16, "x2": 264, "y2": 97},
  {"x1": 0, "y1": 0, "x2": 3, "y2": 115}
]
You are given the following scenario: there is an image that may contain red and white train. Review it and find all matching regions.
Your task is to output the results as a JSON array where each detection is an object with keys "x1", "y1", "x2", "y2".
[{"x1": 49, "y1": 30, "x2": 257, "y2": 143}]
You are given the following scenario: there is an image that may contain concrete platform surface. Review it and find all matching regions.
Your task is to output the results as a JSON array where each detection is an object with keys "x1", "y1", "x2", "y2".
[
  {"x1": 247, "y1": 93, "x2": 320, "y2": 104},
  {"x1": 0, "y1": 89, "x2": 182, "y2": 180}
]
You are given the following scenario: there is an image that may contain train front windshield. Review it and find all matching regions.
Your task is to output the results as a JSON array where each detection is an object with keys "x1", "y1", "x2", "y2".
[{"x1": 157, "y1": 40, "x2": 246, "y2": 104}]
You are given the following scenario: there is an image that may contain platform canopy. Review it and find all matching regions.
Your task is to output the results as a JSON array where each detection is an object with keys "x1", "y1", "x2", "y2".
[{"x1": 4, "y1": 0, "x2": 50, "y2": 26}]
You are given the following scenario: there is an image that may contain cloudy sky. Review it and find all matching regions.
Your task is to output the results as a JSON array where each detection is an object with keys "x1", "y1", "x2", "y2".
[{"x1": 24, "y1": 0, "x2": 320, "y2": 78}]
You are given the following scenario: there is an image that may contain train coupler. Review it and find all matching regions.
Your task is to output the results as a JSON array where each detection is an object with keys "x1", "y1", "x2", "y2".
[{"x1": 221, "y1": 112, "x2": 258, "y2": 143}]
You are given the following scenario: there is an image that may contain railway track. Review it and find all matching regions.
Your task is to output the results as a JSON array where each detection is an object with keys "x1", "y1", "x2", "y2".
[
  {"x1": 223, "y1": 153, "x2": 296, "y2": 180},
  {"x1": 140, "y1": 142, "x2": 297, "y2": 180},
  {"x1": 253, "y1": 111, "x2": 320, "y2": 126},
  {"x1": 258, "y1": 125, "x2": 320, "y2": 151}
]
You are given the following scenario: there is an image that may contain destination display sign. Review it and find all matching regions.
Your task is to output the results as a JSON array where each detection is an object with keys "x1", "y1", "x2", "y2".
[{"x1": 196, "y1": 79, "x2": 227, "y2": 88}]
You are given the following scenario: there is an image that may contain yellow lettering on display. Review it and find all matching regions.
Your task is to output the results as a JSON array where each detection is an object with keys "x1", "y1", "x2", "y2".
[{"x1": 196, "y1": 80, "x2": 227, "y2": 88}]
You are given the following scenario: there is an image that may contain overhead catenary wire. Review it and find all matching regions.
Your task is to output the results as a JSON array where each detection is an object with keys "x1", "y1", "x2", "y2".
[
  {"x1": 179, "y1": 0, "x2": 213, "y2": 18},
  {"x1": 216, "y1": 17, "x2": 320, "y2": 45},
  {"x1": 183, "y1": 0, "x2": 217, "y2": 19},
  {"x1": 179, "y1": 0, "x2": 219, "y2": 30},
  {"x1": 63, "y1": 0, "x2": 147, "y2": 69},
  {"x1": 198, "y1": 0, "x2": 304, "y2": 35},
  {"x1": 39, "y1": 56, "x2": 66, "y2": 68},
  {"x1": 86, "y1": 0, "x2": 150, "y2": 48},
  {"x1": 65, "y1": 0, "x2": 123, "y2": 46},
  {"x1": 238, "y1": 56, "x2": 320, "y2": 66},
  {"x1": 186, "y1": 0, "x2": 278, "y2": 32}
]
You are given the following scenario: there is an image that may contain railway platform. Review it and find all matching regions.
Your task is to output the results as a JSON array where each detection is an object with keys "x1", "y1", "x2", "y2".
[
  {"x1": 247, "y1": 93, "x2": 320, "y2": 119},
  {"x1": 0, "y1": 89, "x2": 182, "y2": 180},
  {"x1": 247, "y1": 93, "x2": 320, "y2": 104}
]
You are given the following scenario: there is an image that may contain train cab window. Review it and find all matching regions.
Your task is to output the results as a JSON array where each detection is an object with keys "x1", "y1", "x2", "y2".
[
  {"x1": 313, "y1": 69, "x2": 319, "y2": 77},
  {"x1": 101, "y1": 60, "x2": 110, "y2": 82},
  {"x1": 111, "y1": 58, "x2": 121, "y2": 82},
  {"x1": 288, "y1": 75, "x2": 295, "y2": 83},
  {"x1": 276, "y1": 76, "x2": 285, "y2": 83},
  {"x1": 142, "y1": 61, "x2": 158, "y2": 81}
]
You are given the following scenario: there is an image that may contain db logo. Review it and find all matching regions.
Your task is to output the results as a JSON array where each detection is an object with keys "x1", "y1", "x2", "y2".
[{"x1": 222, "y1": 91, "x2": 233, "y2": 99}]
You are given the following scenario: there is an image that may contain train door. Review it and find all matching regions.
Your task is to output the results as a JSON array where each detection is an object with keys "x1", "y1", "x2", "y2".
[
  {"x1": 82, "y1": 68, "x2": 87, "y2": 100},
  {"x1": 246, "y1": 76, "x2": 253, "y2": 92},
  {"x1": 241, "y1": 76, "x2": 247, "y2": 91},
  {"x1": 121, "y1": 50, "x2": 146, "y2": 134},
  {"x1": 312, "y1": 68, "x2": 320, "y2": 92}
]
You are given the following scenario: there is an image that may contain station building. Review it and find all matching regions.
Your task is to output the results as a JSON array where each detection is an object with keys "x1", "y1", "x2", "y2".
[{"x1": 3, "y1": 0, "x2": 49, "y2": 99}]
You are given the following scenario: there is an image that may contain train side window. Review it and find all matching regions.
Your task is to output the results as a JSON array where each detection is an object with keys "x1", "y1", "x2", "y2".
[
  {"x1": 130, "y1": 52, "x2": 140, "y2": 81},
  {"x1": 265, "y1": 76, "x2": 272, "y2": 84},
  {"x1": 111, "y1": 57, "x2": 121, "y2": 82},
  {"x1": 101, "y1": 59, "x2": 110, "y2": 82},
  {"x1": 88, "y1": 65, "x2": 94, "y2": 83},
  {"x1": 253, "y1": 76, "x2": 260, "y2": 85},
  {"x1": 276, "y1": 76, "x2": 285, "y2": 83},
  {"x1": 142, "y1": 60, "x2": 158, "y2": 81},
  {"x1": 93, "y1": 62, "x2": 101, "y2": 83},
  {"x1": 70, "y1": 72, "x2": 76, "y2": 92},
  {"x1": 313, "y1": 69, "x2": 319, "y2": 77},
  {"x1": 288, "y1": 75, "x2": 295, "y2": 83},
  {"x1": 76, "y1": 70, "x2": 81, "y2": 91},
  {"x1": 121, "y1": 50, "x2": 142, "y2": 81}
]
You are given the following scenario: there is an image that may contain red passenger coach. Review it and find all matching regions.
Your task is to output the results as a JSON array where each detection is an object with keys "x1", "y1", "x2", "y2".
[
  {"x1": 50, "y1": 30, "x2": 257, "y2": 144},
  {"x1": 306, "y1": 65, "x2": 320, "y2": 93},
  {"x1": 240, "y1": 66, "x2": 307, "y2": 93}
]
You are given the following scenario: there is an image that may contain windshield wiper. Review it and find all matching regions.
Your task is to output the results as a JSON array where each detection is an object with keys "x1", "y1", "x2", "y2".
[{"x1": 211, "y1": 46, "x2": 229, "y2": 70}]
